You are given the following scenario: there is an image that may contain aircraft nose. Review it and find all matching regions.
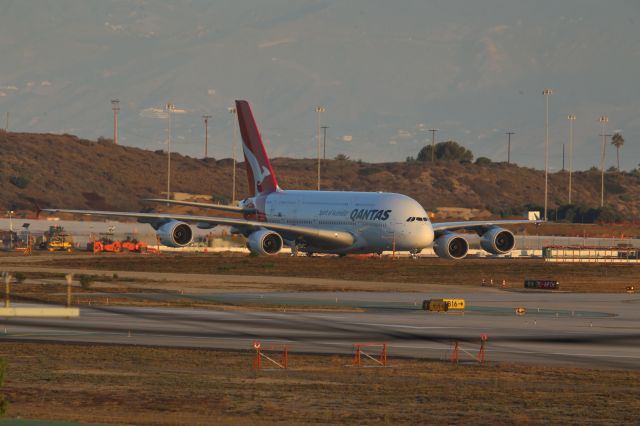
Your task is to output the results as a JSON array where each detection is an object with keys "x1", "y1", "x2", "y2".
[
  {"x1": 414, "y1": 222, "x2": 434, "y2": 248},
  {"x1": 424, "y1": 223, "x2": 435, "y2": 245}
]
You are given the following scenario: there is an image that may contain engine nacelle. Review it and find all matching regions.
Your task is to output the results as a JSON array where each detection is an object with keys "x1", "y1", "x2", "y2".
[
  {"x1": 433, "y1": 233, "x2": 469, "y2": 259},
  {"x1": 157, "y1": 220, "x2": 193, "y2": 247},
  {"x1": 247, "y1": 229, "x2": 283, "y2": 256},
  {"x1": 480, "y1": 227, "x2": 515, "y2": 255}
]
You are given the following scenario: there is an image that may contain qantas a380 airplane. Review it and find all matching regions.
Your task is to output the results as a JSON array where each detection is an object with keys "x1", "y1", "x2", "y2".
[{"x1": 44, "y1": 100, "x2": 538, "y2": 259}]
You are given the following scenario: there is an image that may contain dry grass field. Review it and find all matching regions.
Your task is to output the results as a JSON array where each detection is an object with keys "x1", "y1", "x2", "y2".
[
  {"x1": 8, "y1": 253, "x2": 638, "y2": 293},
  {"x1": 0, "y1": 343, "x2": 638, "y2": 425}
]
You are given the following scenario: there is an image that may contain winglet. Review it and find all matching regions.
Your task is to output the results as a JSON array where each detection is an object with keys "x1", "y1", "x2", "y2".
[{"x1": 235, "y1": 100, "x2": 279, "y2": 195}]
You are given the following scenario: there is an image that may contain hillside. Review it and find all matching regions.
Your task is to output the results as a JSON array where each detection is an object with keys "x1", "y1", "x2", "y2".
[{"x1": 1, "y1": 131, "x2": 638, "y2": 219}]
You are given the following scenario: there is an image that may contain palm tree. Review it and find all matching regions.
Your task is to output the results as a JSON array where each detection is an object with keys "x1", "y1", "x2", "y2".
[{"x1": 611, "y1": 132, "x2": 625, "y2": 171}]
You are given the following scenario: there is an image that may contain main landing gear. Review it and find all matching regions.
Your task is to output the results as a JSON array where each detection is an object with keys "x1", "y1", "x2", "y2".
[{"x1": 409, "y1": 249, "x2": 419, "y2": 260}]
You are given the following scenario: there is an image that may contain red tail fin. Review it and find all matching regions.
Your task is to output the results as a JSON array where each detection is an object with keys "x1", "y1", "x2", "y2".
[{"x1": 236, "y1": 100, "x2": 280, "y2": 195}]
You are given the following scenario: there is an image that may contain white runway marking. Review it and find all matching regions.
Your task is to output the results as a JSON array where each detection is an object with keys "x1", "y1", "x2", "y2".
[
  {"x1": 492, "y1": 347, "x2": 640, "y2": 360},
  {"x1": 353, "y1": 322, "x2": 460, "y2": 330}
]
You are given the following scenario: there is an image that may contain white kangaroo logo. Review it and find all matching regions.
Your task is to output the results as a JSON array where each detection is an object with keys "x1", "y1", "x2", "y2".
[{"x1": 243, "y1": 143, "x2": 271, "y2": 192}]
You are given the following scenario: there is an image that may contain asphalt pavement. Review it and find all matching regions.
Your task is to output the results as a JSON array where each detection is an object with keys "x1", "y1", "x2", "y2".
[{"x1": 2, "y1": 290, "x2": 639, "y2": 369}]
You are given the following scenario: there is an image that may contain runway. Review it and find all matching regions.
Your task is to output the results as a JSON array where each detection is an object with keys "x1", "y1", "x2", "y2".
[{"x1": 1, "y1": 290, "x2": 639, "y2": 369}]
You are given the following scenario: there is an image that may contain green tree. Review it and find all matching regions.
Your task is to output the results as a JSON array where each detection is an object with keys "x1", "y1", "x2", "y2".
[
  {"x1": 475, "y1": 156, "x2": 492, "y2": 165},
  {"x1": 79, "y1": 274, "x2": 95, "y2": 290},
  {"x1": 9, "y1": 175, "x2": 30, "y2": 189},
  {"x1": 611, "y1": 132, "x2": 625, "y2": 171},
  {"x1": 417, "y1": 141, "x2": 473, "y2": 163}
]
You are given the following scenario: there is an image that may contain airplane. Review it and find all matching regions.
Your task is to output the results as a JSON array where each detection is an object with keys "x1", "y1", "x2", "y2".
[{"x1": 43, "y1": 99, "x2": 539, "y2": 259}]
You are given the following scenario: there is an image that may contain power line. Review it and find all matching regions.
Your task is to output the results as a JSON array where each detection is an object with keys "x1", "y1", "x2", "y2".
[
  {"x1": 598, "y1": 115, "x2": 609, "y2": 208},
  {"x1": 428, "y1": 129, "x2": 438, "y2": 162},
  {"x1": 505, "y1": 131, "x2": 515, "y2": 164},
  {"x1": 202, "y1": 115, "x2": 211, "y2": 158},
  {"x1": 567, "y1": 114, "x2": 576, "y2": 204},
  {"x1": 321, "y1": 126, "x2": 329, "y2": 160},
  {"x1": 315, "y1": 106, "x2": 325, "y2": 190},
  {"x1": 111, "y1": 99, "x2": 120, "y2": 145},
  {"x1": 543, "y1": 88, "x2": 553, "y2": 222}
]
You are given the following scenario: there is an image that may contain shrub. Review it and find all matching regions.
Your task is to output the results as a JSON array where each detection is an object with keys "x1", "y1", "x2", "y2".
[
  {"x1": 9, "y1": 175, "x2": 30, "y2": 189},
  {"x1": 14, "y1": 272, "x2": 26, "y2": 284},
  {"x1": 97, "y1": 136, "x2": 114, "y2": 144},
  {"x1": 417, "y1": 141, "x2": 473, "y2": 163},
  {"x1": 79, "y1": 275, "x2": 95, "y2": 289}
]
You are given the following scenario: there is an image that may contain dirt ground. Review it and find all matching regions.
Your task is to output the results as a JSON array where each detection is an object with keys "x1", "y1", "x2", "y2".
[
  {"x1": 2, "y1": 253, "x2": 638, "y2": 294},
  {"x1": 0, "y1": 342, "x2": 638, "y2": 425}
]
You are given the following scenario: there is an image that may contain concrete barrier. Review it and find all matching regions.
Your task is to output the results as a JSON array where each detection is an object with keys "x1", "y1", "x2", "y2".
[{"x1": 0, "y1": 307, "x2": 80, "y2": 317}]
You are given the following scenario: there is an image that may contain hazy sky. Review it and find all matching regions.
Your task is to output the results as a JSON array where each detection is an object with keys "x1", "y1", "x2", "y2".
[{"x1": 1, "y1": 0, "x2": 638, "y2": 170}]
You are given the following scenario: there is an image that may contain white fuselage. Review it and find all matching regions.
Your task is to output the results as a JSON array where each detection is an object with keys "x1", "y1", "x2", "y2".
[{"x1": 244, "y1": 190, "x2": 434, "y2": 254}]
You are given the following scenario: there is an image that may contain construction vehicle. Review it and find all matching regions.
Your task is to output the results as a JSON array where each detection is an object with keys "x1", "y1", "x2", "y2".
[
  {"x1": 88, "y1": 232, "x2": 121, "y2": 253},
  {"x1": 121, "y1": 238, "x2": 148, "y2": 252},
  {"x1": 40, "y1": 225, "x2": 74, "y2": 251}
]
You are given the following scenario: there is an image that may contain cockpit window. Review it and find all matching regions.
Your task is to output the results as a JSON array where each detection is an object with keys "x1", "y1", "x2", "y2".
[{"x1": 407, "y1": 217, "x2": 430, "y2": 222}]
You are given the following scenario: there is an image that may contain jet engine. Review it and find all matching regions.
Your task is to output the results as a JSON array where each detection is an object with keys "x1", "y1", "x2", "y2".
[
  {"x1": 247, "y1": 229, "x2": 283, "y2": 255},
  {"x1": 480, "y1": 227, "x2": 515, "y2": 255},
  {"x1": 156, "y1": 220, "x2": 193, "y2": 247},
  {"x1": 433, "y1": 233, "x2": 469, "y2": 259}
]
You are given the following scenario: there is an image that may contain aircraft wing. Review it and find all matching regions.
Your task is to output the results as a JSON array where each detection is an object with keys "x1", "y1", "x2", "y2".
[
  {"x1": 143, "y1": 199, "x2": 256, "y2": 214},
  {"x1": 432, "y1": 219, "x2": 541, "y2": 235},
  {"x1": 41, "y1": 208, "x2": 354, "y2": 249}
]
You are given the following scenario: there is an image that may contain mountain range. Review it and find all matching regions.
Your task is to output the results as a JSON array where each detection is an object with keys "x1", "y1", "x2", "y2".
[{"x1": 0, "y1": 1, "x2": 638, "y2": 171}]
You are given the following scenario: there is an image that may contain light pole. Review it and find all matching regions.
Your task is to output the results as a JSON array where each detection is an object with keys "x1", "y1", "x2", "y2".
[
  {"x1": 111, "y1": 99, "x2": 120, "y2": 145},
  {"x1": 321, "y1": 126, "x2": 329, "y2": 160},
  {"x1": 166, "y1": 102, "x2": 175, "y2": 201},
  {"x1": 567, "y1": 114, "x2": 576, "y2": 204},
  {"x1": 428, "y1": 129, "x2": 438, "y2": 162},
  {"x1": 6, "y1": 210, "x2": 13, "y2": 249},
  {"x1": 543, "y1": 88, "x2": 553, "y2": 221},
  {"x1": 202, "y1": 115, "x2": 211, "y2": 158},
  {"x1": 315, "y1": 106, "x2": 325, "y2": 190},
  {"x1": 598, "y1": 115, "x2": 609, "y2": 208},
  {"x1": 505, "y1": 131, "x2": 514, "y2": 164},
  {"x1": 228, "y1": 107, "x2": 238, "y2": 204}
]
